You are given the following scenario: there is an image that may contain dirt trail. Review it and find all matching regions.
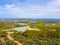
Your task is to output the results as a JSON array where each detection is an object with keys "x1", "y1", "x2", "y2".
[{"x1": 7, "y1": 32, "x2": 22, "y2": 45}]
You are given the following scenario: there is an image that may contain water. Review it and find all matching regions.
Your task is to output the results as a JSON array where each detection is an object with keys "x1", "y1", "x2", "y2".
[
  {"x1": 12, "y1": 26, "x2": 27, "y2": 32},
  {"x1": 12, "y1": 26, "x2": 39, "y2": 32}
]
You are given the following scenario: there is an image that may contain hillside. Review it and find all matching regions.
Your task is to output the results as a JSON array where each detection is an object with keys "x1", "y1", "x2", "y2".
[{"x1": 0, "y1": 20, "x2": 60, "y2": 45}]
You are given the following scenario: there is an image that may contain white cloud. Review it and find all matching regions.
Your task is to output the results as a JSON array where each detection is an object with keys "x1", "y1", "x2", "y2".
[
  {"x1": 4, "y1": 4, "x2": 15, "y2": 8},
  {"x1": 0, "y1": 0, "x2": 60, "y2": 18}
]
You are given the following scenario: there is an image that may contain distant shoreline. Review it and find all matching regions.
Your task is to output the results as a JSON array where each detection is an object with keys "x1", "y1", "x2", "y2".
[{"x1": 0, "y1": 18, "x2": 60, "y2": 21}]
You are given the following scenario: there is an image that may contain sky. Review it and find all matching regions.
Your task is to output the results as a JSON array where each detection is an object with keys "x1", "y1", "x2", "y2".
[{"x1": 0, "y1": 0, "x2": 60, "y2": 19}]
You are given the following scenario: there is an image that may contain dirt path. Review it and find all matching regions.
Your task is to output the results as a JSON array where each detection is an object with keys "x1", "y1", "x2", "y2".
[{"x1": 7, "y1": 32, "x2": 22, "y2": 45}]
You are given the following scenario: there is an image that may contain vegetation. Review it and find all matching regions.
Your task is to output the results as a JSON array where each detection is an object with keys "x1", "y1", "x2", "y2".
[
  {"x1": 11, "y1": 30, "x2": 60, "y2": 45},
  {"x1": 0, "y1": 20, "x2": 60, "y2": 45},
  {"x1": 0, "y1": 21, "x2": 20, "y2": 30}
]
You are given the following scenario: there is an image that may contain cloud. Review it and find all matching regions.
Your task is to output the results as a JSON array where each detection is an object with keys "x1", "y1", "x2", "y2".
[
  {"x1": 4, "y1": 4, "x2": 15, "y2": 8},
  {"x1": 0, "y1": 0, "x2": 60, "y2": 18}
]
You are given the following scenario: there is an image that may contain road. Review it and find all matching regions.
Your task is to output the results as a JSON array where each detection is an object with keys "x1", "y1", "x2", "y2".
[{"x1": 7, "y1": 32, "x2": 22, "y2": 45}]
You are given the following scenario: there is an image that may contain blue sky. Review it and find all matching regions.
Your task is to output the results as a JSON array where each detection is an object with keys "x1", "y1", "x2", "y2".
[{"x1": 0, "y1": 0, "x2": 60, "y2": 18}]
